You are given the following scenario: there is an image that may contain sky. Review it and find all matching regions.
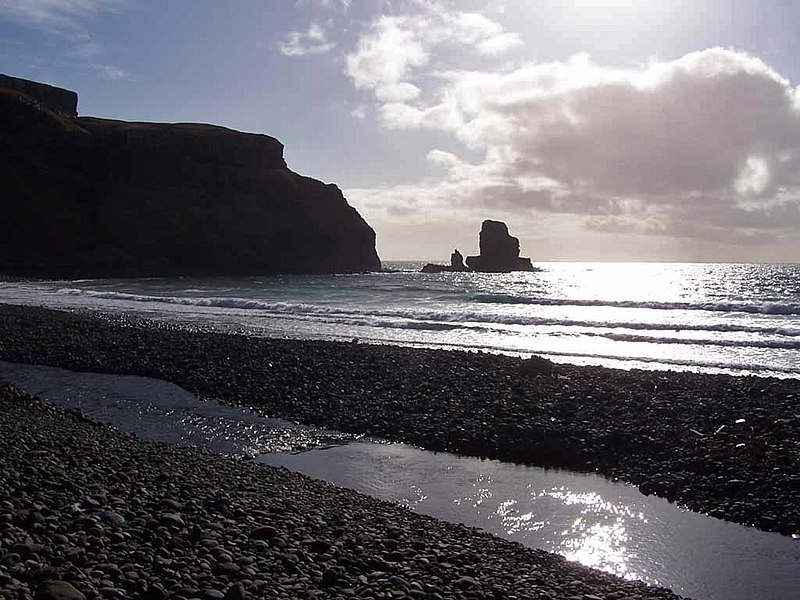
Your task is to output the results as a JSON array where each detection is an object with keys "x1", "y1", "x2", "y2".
[{"x1": 3, "y1": 0, "x2": 800, "y2": 262}]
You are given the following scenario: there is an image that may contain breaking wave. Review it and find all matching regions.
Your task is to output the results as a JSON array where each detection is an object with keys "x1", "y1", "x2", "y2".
[
  {"x1": 472, "y1": 293, "x2": 800, "y2": 316},
  {"x1": 55, "y1": 288, "x2": 800, "y2": 338}
]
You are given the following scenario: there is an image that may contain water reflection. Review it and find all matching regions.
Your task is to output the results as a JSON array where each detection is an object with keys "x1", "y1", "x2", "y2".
[
  {"x1": 260, "y1": 442, "x2": 800, "y2": 600},
  {"x1": 545, "y1": 488, "x2": 644, "y2": 576},
  {"x1": 450, "y1": 474, "x2": 647, "y2": 581}
]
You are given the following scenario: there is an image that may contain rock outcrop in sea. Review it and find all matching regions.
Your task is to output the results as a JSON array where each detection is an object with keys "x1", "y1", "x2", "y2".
[
  {"x1": 421, "y1": 249, "x2": 470, "y2": 273},
  {"x1": 0, "y1": 76, "x2": 381, "y2": 277},
  {"x1": 466, "y1": 220, "x2": 534, "y2": 272},
  {"x1": 421, "y1": 220, "x2": 534, "y2": 273}
]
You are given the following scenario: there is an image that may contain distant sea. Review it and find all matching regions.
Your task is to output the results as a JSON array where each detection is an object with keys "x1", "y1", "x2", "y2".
[{"x1": 2, "y1": 262, "x2": 800, "y2": 379}]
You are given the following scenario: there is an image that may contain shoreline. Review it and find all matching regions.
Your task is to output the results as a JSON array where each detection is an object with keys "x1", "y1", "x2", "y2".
[{"x1": 0, "y1": 304, "x2": 798, "y2": 537}]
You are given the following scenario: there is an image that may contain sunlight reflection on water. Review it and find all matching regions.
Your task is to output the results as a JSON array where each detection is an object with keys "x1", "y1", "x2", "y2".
[
  {"x1": 450, "y1": 474, "x2": 646, "y2": 581},
  {"x1": 260, "y1": 442, "x2": 800, "y2": 600}
]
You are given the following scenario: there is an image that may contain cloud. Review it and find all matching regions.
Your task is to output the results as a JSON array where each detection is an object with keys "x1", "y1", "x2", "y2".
[
  {"x1": 91, "y1": 63, "x2": 131, "y2": 80},
  {"x1": 426, "y1": 148, "x2": 460, "y2": 168},
  {"x1": 345, "y1": 15, "x2": 428, "y2": 101},
  {"x1": 296, "y1": 0, "x2": 351, "y2": 12},
  {"x1": 344, "y1": 5, "x2": 522, "y2": 103},
  {"x1": 477, "y1": 32, "x2": 523, "y2": 56},
  {"x1": 350, "y1": 104, "x2": 368, "y2": 119},
  {"x1": 346, "y1": 20, "x2": 800, "y2": 248},
  {"x1": 280, "y1": 21, "x2": 337, "y2": 57},
  {"x1": 0, "y1": 0, "x2": 120, "y2": 32}
]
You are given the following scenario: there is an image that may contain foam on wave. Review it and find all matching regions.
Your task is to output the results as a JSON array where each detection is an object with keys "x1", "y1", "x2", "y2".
[
  {"x1": 471, "y1": 293, "x2": 800, "y2": 316},
  {"x1": 55, "y1": 287, "x2": 800, "y2": 338}
]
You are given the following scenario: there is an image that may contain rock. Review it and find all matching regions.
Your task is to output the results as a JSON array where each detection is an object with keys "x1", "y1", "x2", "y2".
[
  {"x1": 137, "y1": 587, "x2": 167, "y2": 600},
  {"x1": 450, "y1": 249, "x2": 467, "y2": 271},
  {"x1": 0, "y1": 76, "x2": 381, "y2": 277},
  {"x1": 308, "y1": 538, "x2": 331, "y2": 554},
  {"x1": 453, "y1": 576, "x2": 478, "y2": 589},
  {"x1": 216, "y1": 562, "x2": 240, "y2": 577},
  {"x1": 421, "y1": 249, "x2": 470, "y2": 274},
  {"x1": 99, "y1": 511, "x2": 126, "y2": 527},
  {"x1": 250, "y1": 525, "x2": 278, "y2": 540},
  {"x1": 34, "y1": 580, "x2": 86, "y2": 600},
  {"x1": 11, "y1": 540, "x2": 44, "y2": 558},
  {"x1": 321, "y1": 568, "x2": 338, "y2": 586},
  {"x1": 421, "y1": 263, "x2": 449, "y2": 273},
  {"x1": 223, "y1": 584, "x2": 246, "y2": 600},
  {"x1": 158, "y1": 513, "x2": 185, "y2": 528},
  {"x1": 466, "y1": 220, "x2": 534, "y2": 272},
  {"x1": 519, "y1": 355, "x2": 556, "y2": 376}
]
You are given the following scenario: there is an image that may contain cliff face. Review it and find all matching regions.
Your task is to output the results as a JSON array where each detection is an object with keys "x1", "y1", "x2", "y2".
[
  {"x1": 0, "y1": 79, "x2": 381, "y2": 277},
  {"x1": 0, "y1": 74, "x2": 78, "y2": 116}
]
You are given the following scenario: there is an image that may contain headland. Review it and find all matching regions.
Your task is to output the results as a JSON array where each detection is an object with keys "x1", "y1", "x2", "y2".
[{"x1": 0, "y1": 76, "x2": 380, "y2": 277}]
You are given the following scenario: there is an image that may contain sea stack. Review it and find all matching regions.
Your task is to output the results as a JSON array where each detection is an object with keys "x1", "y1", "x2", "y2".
[
  {"x1": 466, "y1": 220, "x2": 534, "y2": 272},
  {"x1": 0, "y1": 76, "x2": 381, "y2": 277}
]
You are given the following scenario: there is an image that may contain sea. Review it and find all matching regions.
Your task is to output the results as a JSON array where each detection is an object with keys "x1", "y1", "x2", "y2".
[{"x1": 2, "y1": 261, "x2": 800, "y2": 379}]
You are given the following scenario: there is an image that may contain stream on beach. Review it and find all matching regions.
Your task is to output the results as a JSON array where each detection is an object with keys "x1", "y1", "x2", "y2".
[{"x1": 1, "y1": 361, "x2": 799, "y2": 600}]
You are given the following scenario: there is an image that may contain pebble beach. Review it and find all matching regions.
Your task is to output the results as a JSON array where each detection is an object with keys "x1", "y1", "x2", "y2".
[
  {"x1": 1, "y1": 303, "x2": 798, "y2": 598},
  {"x1": 0, "y1": 385, "x2": 687, "y2": 600}
]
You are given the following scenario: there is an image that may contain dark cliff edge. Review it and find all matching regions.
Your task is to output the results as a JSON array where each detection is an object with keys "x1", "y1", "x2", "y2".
[{"x1": 0, "y1": 77, "x2": 381, "y2": 277}]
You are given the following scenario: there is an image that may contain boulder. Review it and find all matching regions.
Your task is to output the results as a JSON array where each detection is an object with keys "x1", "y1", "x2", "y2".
[
  {"x1": 0, "y1": 76, "x2": 381, "y2": 277},
  {"x1": 34, "y1": 581, "x2": 86, "y2": 600},
  {"x1": 466, "y1": 220, "x2": 534, "y2": 272}
]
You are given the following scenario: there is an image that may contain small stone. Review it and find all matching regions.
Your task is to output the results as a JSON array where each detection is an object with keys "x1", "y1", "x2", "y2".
[
  {"x1": 137, "y1": 586, "x2": 166, "y2": 600},
  {"x1": 223, "y1": 584, "x2": 245, "y2": 600},
  {"x1": 308, "y1": 539, "x2": 330, "y2": 554},
  {"x1": 250, "y1": 525, "x2": 278, "y2": 540},
  {"x1": 81, "y1": 497, "x2": 101, "y2": 510},
  {"x1": 159, "y1": 513, "x2": 185, "y2": 528},
  {"x1": 453, "y1": 576, "x2": 477, "y2": 590},
  {"x1": 322, "y1": 568, "x2": 338, "y2": 587},
  {"x1": 217, "y1": 562, "x2": 240, "y2": 577},
  {"x1": 34, "y1": 580, "x2": 86, "y2": 600},
  {"x1": 387, "y1": 576, "x2": 408, "y2": 589},
  {"x1": 99, "y1": 511, "x2": 126, "y2": 528}
]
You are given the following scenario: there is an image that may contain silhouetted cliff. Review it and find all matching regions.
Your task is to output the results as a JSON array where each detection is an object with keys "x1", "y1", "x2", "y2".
[
  {"x1": 0, "y1": 78, "x2": 380, "y2": 277},
  {"x1": 0, "y1": 74, "x2": 78, "y2": 116}
]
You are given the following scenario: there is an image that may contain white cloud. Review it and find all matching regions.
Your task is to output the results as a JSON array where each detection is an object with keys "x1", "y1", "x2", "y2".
[
  {"x1": 344, "y1": 5, "x2": 522, "y2": 104},
  {"x1": 296, "y1": 0, "x2": 350, "y2": 12},
  {"x1": 0, "y1": 0, "x2": 120, "y2": 32},
  {"x1": 426, "y1": 149, "x2": 460, "y2": 168},
  {"x1": 280, "y1": 21, "x2": 337, "y2": 57},
  {"x1": 347, "y1": 31, "x2": 800, "y2": 248},
  {"x1": 345, "y1": 15, "x2": 428, "y2": 99},
  {"x1": 350, "y1": 104, "x2": 368, "y2": 119},
  {"x1": 451, "y1": 12, "x2": 503, "y2": 44},
  {"x1": 477, "y1": 32, "x2": 523, "y2": 56},
  {"x1": 92, "y1": 63, "x2": 130, "y2": 80}
]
